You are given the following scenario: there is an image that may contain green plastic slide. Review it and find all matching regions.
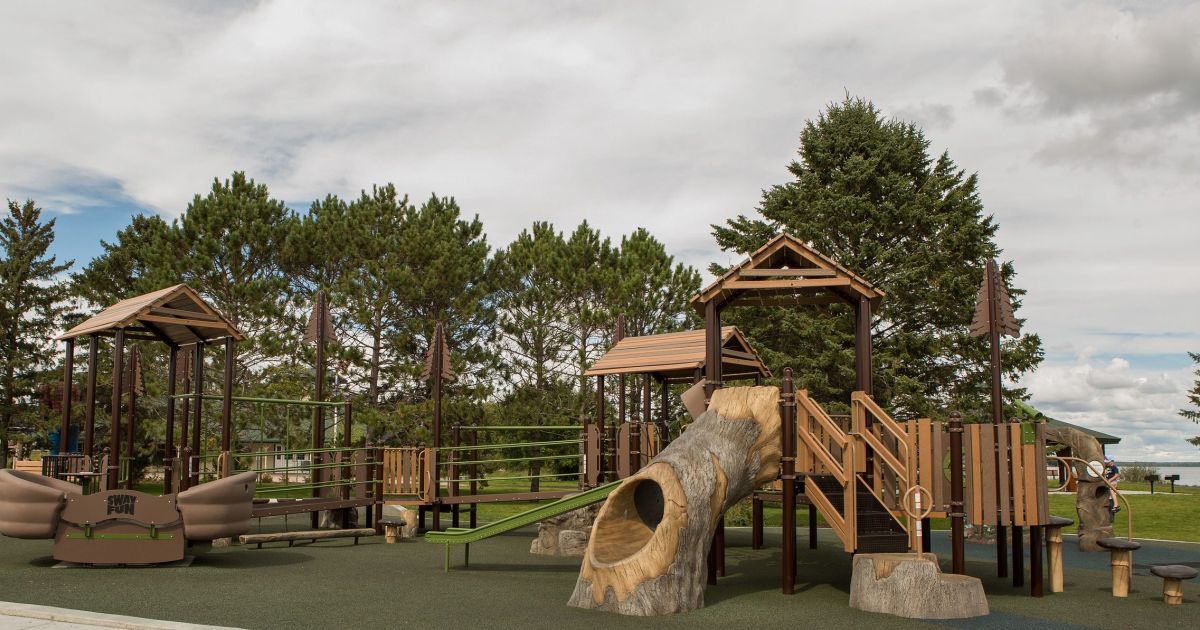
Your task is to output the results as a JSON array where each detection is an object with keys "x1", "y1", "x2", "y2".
[{"x1": 425, "y1": 480, "x2": 621, "y2": 570}]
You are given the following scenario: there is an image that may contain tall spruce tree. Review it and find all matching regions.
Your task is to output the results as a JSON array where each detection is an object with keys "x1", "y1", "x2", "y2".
[
  {"x1": 558, "y1": 222, "x2": 618, "y2": 402},
  {"x1": 1182, "y1": 352, "x2": 1200, "y2": 447},
  {"x1": 712, "y1": 97, "x2": 1043, "y2": 419},
  {"x1": 0, "y1": 200, "x2": 72, "y2": 467}
]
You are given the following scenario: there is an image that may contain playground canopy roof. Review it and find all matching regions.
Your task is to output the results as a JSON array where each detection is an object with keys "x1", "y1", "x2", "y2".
[
  {"x1": 584, "y1": 326, "x2": 770, "y2": 382},
  {"x1": 690, "y1": 233, "x2": 884, "y2": 314},
  {"x1": 56, "y1": 284, "x2": 244, "y2": 346},
  {"x1": 1015, "y1": 401, "x2": 1121, "y2": 446}
]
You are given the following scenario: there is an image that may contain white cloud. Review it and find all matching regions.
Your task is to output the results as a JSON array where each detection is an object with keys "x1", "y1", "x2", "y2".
[
  {"x1": 1, "y1": 1, "x2": 1198, "y2": 455},
  {"x1": 1028, "y1": 353, "x2": 1198, "y2": 460}
]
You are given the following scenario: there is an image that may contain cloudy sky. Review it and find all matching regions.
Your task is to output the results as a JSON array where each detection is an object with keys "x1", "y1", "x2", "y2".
[{"x1": 2, "y1": 1, "x2": 1198, "y2": 459}]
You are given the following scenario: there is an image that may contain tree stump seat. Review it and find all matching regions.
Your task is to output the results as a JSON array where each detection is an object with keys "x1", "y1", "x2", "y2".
[
  {"x1": 378, "y1": 519, "x2": 404, "y2": 544},
  {"x1": 1096, "y1": 538, "x2": 1141, "y2": 598},
  {"x1": 1149, "y1": 565, "x2": 1198, "y2": 605},
  {"x1": 1044, "y1": 516, "x2": 1074, "y2": 593}
]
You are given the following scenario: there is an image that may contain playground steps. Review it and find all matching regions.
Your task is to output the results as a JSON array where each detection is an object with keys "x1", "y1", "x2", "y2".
[{"x1": 806, "y1": 473, "x2": 908, "y2": 554}]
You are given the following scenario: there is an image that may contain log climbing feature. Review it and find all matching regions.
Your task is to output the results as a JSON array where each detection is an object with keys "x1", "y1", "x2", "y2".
[{"x1": 568, "y1": 386, "x2": 781, "y2": 616}]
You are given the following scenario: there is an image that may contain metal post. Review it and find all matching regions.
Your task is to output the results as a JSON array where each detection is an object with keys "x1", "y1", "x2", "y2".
[
  {"x1": 949, "y1": 411, "x2": 965, "y2": 574},
  {"x1": 855, "y1": 296, "x2": 873, "y2": 393},
  {"x1": 165, "y1": 345, "x2": 177, "y2": 494},
  {"x1": 125, "y1": 348, "x2": 137, "y2": 490},
  {"x1": 809, "y1": 504, "x2": 818, "y2": 549},
  {"x1": 59, "y1": 338, "x2": 74, "y2": 456},
  {"x1": 431, "y1": 325, "x2": 444, "y2": 533},
  {"x1": 469, "y1": 429, "x2": 478, "y2": 528},
  {"x1": 703, "y1": 301, "x2": 722, "y2": 400},
  {"x1": 84, "y1": 336, "x2": 98, "y2": 457},
  {"x1": 1013, "y1": 525, "x2": 1025, "y2": 587},
  {"x1": 192, "y1": 342, "x2": 204, "y2": 486},
  {"x1": 1030, "y1": 525, "x2": 1044, "y2": 597},
  {"x1": 108, "y1": 329, "x2": 125, "y2": 491},
  {"x1": 221, "y1": 337, "x2": 234, "y2": 455},
  {"x1": 595, "y1": 375, "x2": 605, "y2": 484},
  {"x1": 659, "y1": 376, "x2": 670, "y2": 446},
  {"x1": 986, "y1": 261, "x2": 1008, "y2": 578},
  {"x1": 179, "y1": 349, "x2": 191, "y2": 490},
  {"x1": 781, "y1": 368, "x2": 796, "y2": 594},
  {"x1": 450, "y1": 423, "x2": 460, "y2": 528}
]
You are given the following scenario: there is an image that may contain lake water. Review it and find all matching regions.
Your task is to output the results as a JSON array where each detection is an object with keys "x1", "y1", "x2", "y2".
[{"x1": 1144, "y1": 466, "x2": 1199, "y2": 487}]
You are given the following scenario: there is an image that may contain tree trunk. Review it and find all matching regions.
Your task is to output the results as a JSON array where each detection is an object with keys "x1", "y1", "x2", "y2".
[
  {"x1": 1044, "y1": 427, "x2": 1112, "y2": 551},
  {"x1": 366, "y1": 325, "x2": 381, "y2": 443},
  {"x1": 568, "y1": 386, "x2": 780, "y2": 615}
]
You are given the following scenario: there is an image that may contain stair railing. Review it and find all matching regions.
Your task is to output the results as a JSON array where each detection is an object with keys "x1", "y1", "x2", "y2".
[
  {"x1": 851, "y1": 391, "x2": 917, "y2": 550},
  {"x1": 796, "y1": 389, "x2": 857, "y2": 551}
]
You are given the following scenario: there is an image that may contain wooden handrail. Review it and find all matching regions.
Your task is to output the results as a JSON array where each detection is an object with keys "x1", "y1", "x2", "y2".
[
  {"x1": 798, "y1": 390, "x2": 848, "y2": 446},
  {"x1": 852, "y1": 392, "x2": 912, "y2": 471}
]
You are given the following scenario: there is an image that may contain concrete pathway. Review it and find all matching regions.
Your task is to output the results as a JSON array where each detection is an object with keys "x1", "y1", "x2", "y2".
[{"x1": 0, "y1": 603, "x2": 240, "y2": 630}]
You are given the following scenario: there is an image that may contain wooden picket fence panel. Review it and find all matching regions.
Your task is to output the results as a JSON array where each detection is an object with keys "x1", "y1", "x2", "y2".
[
  {"x1": 962, "y1": 423, "x2": 1049, "y2": 526},
  {"x1": 382, "y1": 447, "x2": 430, "y2": 503}
]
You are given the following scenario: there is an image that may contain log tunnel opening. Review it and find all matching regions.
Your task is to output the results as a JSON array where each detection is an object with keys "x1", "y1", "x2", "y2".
[{"x1": 591, "y1": 478, "x2": 666, "y2": 564}]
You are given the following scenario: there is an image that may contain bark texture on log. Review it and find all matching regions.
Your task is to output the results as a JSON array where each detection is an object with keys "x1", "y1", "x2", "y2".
[
  {"x1": 1044, "y1": 427, "x2": 1112, "y2": 551},
  {"x1": 568, "y1": 386, "x2": 780, "y2": 616},
  {"x1": 849, "y1": 553, "x2": 988, "y2": 619}
]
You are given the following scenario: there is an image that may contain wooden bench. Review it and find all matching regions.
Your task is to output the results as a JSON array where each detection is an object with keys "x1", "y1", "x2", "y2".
[
  {"x1": 13, "y1": 460, "x2": 42, "y2": 474},
  {"x1": 239, "y1": 528, "x2": 376, "y2": 549}
]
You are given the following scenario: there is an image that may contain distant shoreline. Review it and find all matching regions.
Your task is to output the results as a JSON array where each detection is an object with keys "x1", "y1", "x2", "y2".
[{"x1": 1118, "y1": 462, "x2": 1200, "y2": 467}]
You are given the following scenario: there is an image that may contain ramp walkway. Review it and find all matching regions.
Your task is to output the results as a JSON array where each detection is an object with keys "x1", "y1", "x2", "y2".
[{"x1": 425, "y1": 480, "x2": 620, "y2": 570}]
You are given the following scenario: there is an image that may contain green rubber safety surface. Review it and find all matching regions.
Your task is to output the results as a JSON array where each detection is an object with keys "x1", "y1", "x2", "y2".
[{"x1": 1, "y1": 523, "x2": 1198, "y2": 629}]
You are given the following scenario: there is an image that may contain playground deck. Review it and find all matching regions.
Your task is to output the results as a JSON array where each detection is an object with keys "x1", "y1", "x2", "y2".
[{"x1": 1, "y1": 522, "x2": 1194, "y2": 630}]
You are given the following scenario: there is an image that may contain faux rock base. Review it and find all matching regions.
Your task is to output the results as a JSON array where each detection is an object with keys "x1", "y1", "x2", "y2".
[
  {"x1": 849, "y1": 553, "x2": 988, "y2": 620},
  {"x1": 530, "y1": 504, "x2": 599, "y2": 556}
]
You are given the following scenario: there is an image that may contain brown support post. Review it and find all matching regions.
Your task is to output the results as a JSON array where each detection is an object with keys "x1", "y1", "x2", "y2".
[
  {"x1": 469, "y1": 429, "x2": 478, "y2": 528},
  {"x1": 716, "y1": 517, "x2": 726, "y2": 577},
  {"x1": 191, "y1": 342, "x2": 204, "y2": 487},
  {"x1": 221, "y1": 337, "x2": 234, "y2": 456},
  {"x1": 781, "y1": 367, "x2": 796, "y2": 594},
  {"x1": 949, "y1": 411, "x2": 966, "y2": 574},
  {"x1": 922, "y1": 518, "x2": 932, "y2": 553},
  {"x1": 659, "y1": 376, "x2": 670, "y2": 446},
  {"x1": 595, "y1": 375, "x2": 605, "y2": 484},
  {"x1": 1013, "y1": 525, "x2": 1025, "y2": 587},
  {"x1": 125, "y1": 350, "x2": 137, "y2": 490},
  {"x1": 84, "y1": 336, "x2": 98, "y2": 457},
  {"x1": 854, "y1": 296, "x2": 872, "y2": 393},
  {"x1": 703, "y1": 301, "x2": 722, "y2": 400},
  {"x1": 108, "y1": 329, "x2": 125, "y2": 491},
  {"x1": 752, "y1": 495, "x2": 763, "y2": 549},
  {"x1": 986, "y1": 261, "x2": 1008, "y2": 579},
  {"x1": 59, "y1": 338, "x2": 74, "y2": 456},
  {"x1": 431, "y1": 324, "x2": 444, "y2": 533},
  {"x1": 164, "y1": 345, "x2": 177, "y2": 494},
  {"x1": 634, "y1": 375, "x2": 649, "y2": 473},
  {"x1": 1030, "y1": 525, "x2": 1043, "y2": 597},
  {"x1": 616, "y1": 315, "x2": 626, "y2": 447},
  {"x1": 809, "y1": 504, "x2": 818, "y2": 549},
  {"x1": 179, "y1": 349, "x2": 191, "y2": 491}
]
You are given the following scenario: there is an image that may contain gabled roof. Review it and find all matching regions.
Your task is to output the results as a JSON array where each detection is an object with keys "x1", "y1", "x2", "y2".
[
  {"x1": 1015, "y1": 401, "x2": 1121, "y2": 445},
  {"x1": 584, "y1": 326, "x2": 770, "y2": 381},
  {"x1": 57, "y1": 284, "x2": 244, "y2": 346},
  {"x1": 691, "y1": 233, "x2": 883, "y2": 314}
]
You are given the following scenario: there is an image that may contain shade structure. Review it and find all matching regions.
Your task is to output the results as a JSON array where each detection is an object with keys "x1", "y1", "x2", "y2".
[
  {"x1": 584, "y1": 326, "x2": 768, "y2": 383},
  {"x1": 57, "y1": 284, "x2": 243, "y2": 346}
]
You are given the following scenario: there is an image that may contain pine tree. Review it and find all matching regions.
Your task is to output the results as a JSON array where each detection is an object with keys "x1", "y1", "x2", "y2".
[
  {"x1": 493, "y1": 222, "x2": 573, "y2": 392},
  {"x1": 71, "y1": 214, "x2": 178, "y2": 306},
  {"x1": 0, "y1": 200, "x2": 72, "y2": 468},
  {"x1": 393, "y1": 194, "x2": 496, "y2": 400},
  {"x1": 1182, "y1": 352, "x2": 1200, "y2": 447},
  {"x1": 712, "y1": 96, "x2": 1043, "y2": 418},
  {"x1": 558, "y1": 222, "x2": 618, "y2": 400},
  {"x1": 611, "y1": 228, "x2": 701, "y2": 337},
  {"x1": 172, "y1": 172, "x2": 297, "y2": 374}
]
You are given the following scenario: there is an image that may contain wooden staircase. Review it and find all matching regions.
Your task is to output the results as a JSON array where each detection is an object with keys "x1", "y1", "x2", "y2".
[{"x1": 795, "y1": 390, "x2": 917, "y2": 554}]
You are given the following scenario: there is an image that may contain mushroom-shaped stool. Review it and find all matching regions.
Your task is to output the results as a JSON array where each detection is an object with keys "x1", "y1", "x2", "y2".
[
  {"x1": 1096, "y1": 537, "x2": 1141, "y2": 597},
  {"x1": 1045, "y1": 516, "x2": 1074, "y2": 593},
  {"x1": 1150, "y1": 565, "x2": 1197, "y2": 605}
]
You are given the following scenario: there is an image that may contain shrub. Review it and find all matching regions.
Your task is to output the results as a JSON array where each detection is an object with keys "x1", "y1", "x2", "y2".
[{"x1": 1119, "y1": 464, "x2": 1157, "y2": 483}]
